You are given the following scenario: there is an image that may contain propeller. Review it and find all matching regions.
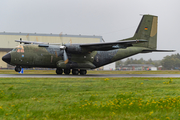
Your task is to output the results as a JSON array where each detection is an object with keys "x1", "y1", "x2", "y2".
[
  {"x1": 26, "y1": 34, "x2": 29, "y2": 41},
  {"x1": 63, "y1": 49, "x2": 68, "y2": 64},
  {"x1": 59, "y1": 32, "x2": 68, "y2": 64},
  {"x1": 20, "y1": 38, "x2": 22, "y2": 44},
  {"x1": 59, "y1": 32, "x2": 63, "y2": 45},
  {"x1": 36, "y1": 37, "x2": 38, "y2": 42},
  {"x1": 60, "y1": 45, "x2": 69, "y2": 64},
  {"x1": 69, "y1": 39, "x2": 72, "y2": 45}
]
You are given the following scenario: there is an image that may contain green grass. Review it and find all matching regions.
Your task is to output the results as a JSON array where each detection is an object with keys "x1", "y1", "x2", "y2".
[
  {"x1": 0, "y1": 77, "x2": 180, "y2": 119},
  {"x1": 1, "y1": 69, "x2": 180, "y2": 74}
]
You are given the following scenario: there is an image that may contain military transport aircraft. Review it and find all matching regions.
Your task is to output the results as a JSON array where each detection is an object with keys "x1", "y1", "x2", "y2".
[{"x1": 2, "y1": 15, "x2": 174, "y2": 75}]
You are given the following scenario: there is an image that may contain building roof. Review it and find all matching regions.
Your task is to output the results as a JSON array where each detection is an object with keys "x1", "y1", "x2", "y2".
[{"x1": 0, "y1": 32, "x2": 103, "y2": 39}]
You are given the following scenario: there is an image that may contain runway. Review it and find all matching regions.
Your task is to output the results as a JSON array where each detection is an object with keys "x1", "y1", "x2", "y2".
[{"x1": 0, "y1": 74, "x2": 180, "y2": 78}]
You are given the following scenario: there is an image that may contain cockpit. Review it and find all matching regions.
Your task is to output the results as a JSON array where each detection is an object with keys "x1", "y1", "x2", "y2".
[{"x1": 12, "y1": 45, "x2": 24, "y2": 53}]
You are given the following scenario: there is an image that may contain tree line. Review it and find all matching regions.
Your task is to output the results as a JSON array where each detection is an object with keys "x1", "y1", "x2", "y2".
[{"x1": 116, "y1": 53, "x2": 180, "y2": 70}]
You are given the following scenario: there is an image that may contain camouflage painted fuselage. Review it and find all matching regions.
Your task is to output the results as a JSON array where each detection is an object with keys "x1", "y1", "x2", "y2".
[{"x1": 9, "y1": 44, "x2": 146, "y2": 69}]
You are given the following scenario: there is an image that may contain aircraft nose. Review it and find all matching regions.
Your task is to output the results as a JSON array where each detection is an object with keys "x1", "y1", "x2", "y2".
[{"x1": 2, "y1": 53, "x2": 11, "y2": 64}]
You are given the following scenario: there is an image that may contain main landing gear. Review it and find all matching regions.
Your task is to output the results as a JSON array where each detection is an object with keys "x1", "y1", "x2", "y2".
[
  {"x1": 56, "y1": 68, "x2": 87, "y2": 75},
  {"x1": 56, "y1": 68, "x2": 63, "y2": 75},
  {"x1": 79, "y1": 70, "x2": 87, "y2": 75}
]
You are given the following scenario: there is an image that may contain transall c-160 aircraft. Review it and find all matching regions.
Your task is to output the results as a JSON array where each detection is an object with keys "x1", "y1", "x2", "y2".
[{"x1": 2, "y1": 15, "x2": 174, "y2": 75}]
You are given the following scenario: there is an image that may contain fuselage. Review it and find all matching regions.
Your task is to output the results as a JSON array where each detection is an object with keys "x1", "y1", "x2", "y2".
[{"x1": 3, "y1": 44, "x2": 145, "y2": 69}]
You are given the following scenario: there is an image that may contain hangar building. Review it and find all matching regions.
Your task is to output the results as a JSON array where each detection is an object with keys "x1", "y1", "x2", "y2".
[{"x1": 0, "y1": 32, "x2": 103, "y2": 68}]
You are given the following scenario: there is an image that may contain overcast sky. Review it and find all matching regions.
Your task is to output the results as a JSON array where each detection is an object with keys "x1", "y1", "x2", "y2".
[{"x1": 0, "y1": 0, "x2": 180, "y2": 60}]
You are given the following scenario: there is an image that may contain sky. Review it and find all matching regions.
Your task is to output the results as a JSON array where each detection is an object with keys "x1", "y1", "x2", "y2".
[{"x1": 0, "y1": 0, "x2": 180, "y2": 60}]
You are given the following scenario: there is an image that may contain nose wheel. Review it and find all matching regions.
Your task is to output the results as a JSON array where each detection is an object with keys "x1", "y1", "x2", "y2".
[{"x1": 15, "y1": 66, "x2": 21, "y2": 72}]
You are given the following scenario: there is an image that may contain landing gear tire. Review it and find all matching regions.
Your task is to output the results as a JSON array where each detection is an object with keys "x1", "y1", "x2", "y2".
[
  {"x1": 64, "y1": 69, "x2": 70, "y2": 75},
  {"x1": 56, "y1": 68, "x2": 63, "y2": 75},
  {"x1": 72, "y1": 69, "x2": 79, "y2": 75},
  {"x1": 80, "y1": 70, "x2": 87, "y2": 75},
  {"x1": 15, "y1": 66, "x2": 21, "y2": 72}
]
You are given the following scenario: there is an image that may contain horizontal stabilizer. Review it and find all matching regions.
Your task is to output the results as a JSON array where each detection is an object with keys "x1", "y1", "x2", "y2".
[{"x1": 142, "y1": 49, "x2": 175, "y2": 53}]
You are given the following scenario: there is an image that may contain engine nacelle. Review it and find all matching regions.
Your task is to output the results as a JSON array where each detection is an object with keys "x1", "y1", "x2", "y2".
[{"x1": 66, "y1": 44, "x2": 85, "y2": 54}]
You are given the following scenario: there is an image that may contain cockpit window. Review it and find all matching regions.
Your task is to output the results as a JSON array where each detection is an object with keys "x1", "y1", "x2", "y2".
[
  {"x1": 12, "y1": 45, "x2": 24, "y2": 53},
  {"x1": 12, "y1": 48, "x2": 17, "y2": 52}
]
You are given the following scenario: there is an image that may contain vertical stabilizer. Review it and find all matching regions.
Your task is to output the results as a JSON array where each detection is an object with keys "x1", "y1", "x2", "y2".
[{"x1": 123, "y1": 15, "x2": 158, "y2": 49}]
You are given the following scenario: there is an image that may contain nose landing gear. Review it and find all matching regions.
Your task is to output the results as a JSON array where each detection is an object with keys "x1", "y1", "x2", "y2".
[{"x1": 15, "y1": 66, "x2": 21, "y2": 72}]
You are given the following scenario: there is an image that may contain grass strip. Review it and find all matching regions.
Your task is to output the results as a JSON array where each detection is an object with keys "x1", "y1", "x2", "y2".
[{"x1": 0, "y1": 77, "x2": 179, "y2": 119}]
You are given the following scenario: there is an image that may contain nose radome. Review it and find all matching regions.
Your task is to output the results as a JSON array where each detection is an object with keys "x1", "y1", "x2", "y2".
[{"x1": 2, "y1": 53, "x2": 11, "y2": 64}]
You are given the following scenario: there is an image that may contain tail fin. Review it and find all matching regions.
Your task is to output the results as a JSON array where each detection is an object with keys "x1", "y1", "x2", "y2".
[{"x1": 123, "y1": 15, "x2": 158, "y2": 49}]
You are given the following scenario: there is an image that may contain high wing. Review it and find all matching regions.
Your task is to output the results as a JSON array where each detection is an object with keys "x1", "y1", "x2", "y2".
[
  {"x1": 15, "y1": 39, "x2": 174, "y2": 52},
  {"x1": 15, "y1": 39, "x2": 147, "y2": 51},
  {"x1": 80, "y1": 39, "x2": 147, "y2": 51}
]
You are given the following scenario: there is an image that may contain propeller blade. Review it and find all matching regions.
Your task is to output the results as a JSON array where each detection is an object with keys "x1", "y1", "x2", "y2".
[
  {"x1": 36, "y1": 37, "x2": 38, "y2": 42},
  {"x1": 20, "y1": 38, "x2": 22, "y2": 44},
  {"x1": 26, "y1": 34, "x2": 29, "y2": 41},
  {"x1": 59, "y1": 32, "x2": 63, "y2": 45},
  {"x1": 63, "y1": 50, "x2": 68, "y2": 64},
  {"x1": 60, "y1": 44, "x2": 68, "y2": 64}
]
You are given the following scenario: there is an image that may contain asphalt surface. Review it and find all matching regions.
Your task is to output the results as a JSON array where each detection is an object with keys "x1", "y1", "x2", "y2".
[{"x1": 0, "y1": 74, "x2": 180, "y2": 78}]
